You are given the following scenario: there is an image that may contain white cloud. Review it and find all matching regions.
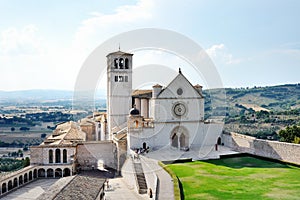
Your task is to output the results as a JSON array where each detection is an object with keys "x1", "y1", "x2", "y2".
[
  {"x1": 0, "y1": 25, "x2": 45, "y2": 56},
  {"x1": 73, "y1": 0, "x2": 154, "y2": 50},
  {"x1": 206, "y1": 43, "x2": 242, "y2": 65}
]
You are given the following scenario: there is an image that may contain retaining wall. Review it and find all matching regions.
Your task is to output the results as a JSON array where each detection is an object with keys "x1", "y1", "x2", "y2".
[{"x1": 222, "y1": 132, "x2": 300, "y2": 165}]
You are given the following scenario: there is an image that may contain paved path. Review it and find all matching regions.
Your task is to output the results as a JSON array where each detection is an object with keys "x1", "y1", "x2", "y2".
[
  {"x1": 141, "y1": 157, "x2": 174, "y2": 200},
  {"x1": 105, "y1": 177, "x2": 149, "y2": 200},
  {"x1": 1, "y1": 179, "x2": 58, "y2": 200}
]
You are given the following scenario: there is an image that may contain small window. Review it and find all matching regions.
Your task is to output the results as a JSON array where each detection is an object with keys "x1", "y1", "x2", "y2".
[
  {"x1": 49, "y1": 150, "x2": 53, "y2": 163},
  {"x1": 125, "y1": 76, "x2": 128, "y2": 82},
  {"x1": 115, "y1": 76, "x2": 118, "y2": 82},
  {"x1": 119, "y1": 58, "x2": 124, "y2": 69},
  {"x1": 114, "y1": 58, "x2": 118, "y2": 69},
  {"x1": 125, "y1": 58, "x2": 129, "y2": 69},
  {"x1": 119, "y1": 76, "x2": 124, "y2": 82}
]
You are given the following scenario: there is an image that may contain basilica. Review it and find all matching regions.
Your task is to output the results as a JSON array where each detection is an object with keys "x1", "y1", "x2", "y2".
[{"x1": 29, "y1": 49, "x2": 223, "y2": 175}]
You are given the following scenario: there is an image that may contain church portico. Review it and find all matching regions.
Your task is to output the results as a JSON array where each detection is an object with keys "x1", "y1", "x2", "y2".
[{"x1": 170, "y1": 126, "x2": 189, "y2": 150}]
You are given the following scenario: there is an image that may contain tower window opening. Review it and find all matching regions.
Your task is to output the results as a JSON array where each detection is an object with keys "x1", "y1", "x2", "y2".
[
  {"x1": 119, "y1": 76, "x2": 124, "y2": 82},
  {"x1": 125, "y1": 76, "x2": 128, "y2": 82},
  {"x1": 114, "y1": 58, "x2": 118, "y2": 69},
  {"x1": 119, "y1": 58, "x2": 124, "y2": 69},
  {"x1": 125, "y1": 58, "x2": 129, "y2": 69},
  {"x1": 115, "y1": 76, "x2": 118, "y2": 82}
]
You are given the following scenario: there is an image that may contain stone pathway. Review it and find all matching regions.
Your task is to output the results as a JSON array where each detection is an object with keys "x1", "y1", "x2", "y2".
[
  {"x1": 104, "y1": 177, "x2": 149, "y2": 200},
  {"x1": 1, "y1": 179, "x2": 59, "y2": 200},
  {"x1": 140, "y1": 156, "x2": 174, "y2": 200}
]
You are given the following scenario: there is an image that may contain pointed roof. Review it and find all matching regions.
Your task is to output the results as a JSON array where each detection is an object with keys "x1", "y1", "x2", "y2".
[{"x1": 157, "y1": 70, "x2": 204, "y2": 98}]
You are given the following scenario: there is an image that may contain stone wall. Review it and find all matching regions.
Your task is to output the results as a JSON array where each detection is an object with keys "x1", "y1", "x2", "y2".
[
  {"x1": 222, "y1": 132, "x2": 300, "y2": 165},
  {"x1": 76, "y1": 141, "x2": 117, "y2": 171},
  {"x1": 30, "y1": 146, "x2": 76, "y2": 165}
]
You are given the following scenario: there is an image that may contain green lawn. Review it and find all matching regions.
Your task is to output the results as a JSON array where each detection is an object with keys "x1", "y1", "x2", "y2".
[{"x1": 168, "y1": 156, "x2": 300, "y2": 200}]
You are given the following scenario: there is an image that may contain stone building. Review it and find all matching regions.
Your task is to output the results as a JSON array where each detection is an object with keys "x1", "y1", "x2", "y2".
[{"x1": 30, "y1": 121, "x2": 86, "y2": 177}]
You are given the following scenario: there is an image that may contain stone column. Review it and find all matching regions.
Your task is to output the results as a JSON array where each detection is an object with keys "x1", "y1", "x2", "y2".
[
  {"x1": 134, "y1": 98, "x2": 141, "y2": 112},
  {"x1": 141, "y1": 99, "x2": 148, "y2": 118}
]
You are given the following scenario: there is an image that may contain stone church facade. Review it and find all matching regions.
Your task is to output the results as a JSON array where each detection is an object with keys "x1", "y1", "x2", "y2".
[{"x1": 29, "y1": 49, "x2": 223, "y2": 175}]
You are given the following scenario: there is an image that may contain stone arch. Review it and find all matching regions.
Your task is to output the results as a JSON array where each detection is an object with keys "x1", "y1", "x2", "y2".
[
  {"x1": 217, "y1": 137, "x2": 222, "y2": 145},
  {"x1": 33, "y1": 169, "x2": 37, "y2": 178},
  {"x1": 38, "y1": 168, "x2": 45, "y2": 178},
  {"x1": 119, "y1": 58, "x2": 124, "y2": 69},
  {"x1": 63, "y1": 168, "x2": 71, "y2": 177},
  {"x1": 13, "y1": 177, "x2": 18, "y2": 188},
  {"x1": 19, "y1": 175, "x2": 23, "y2": 185},
  {"x1": 8, "y1": 180, "x2": 13, "y2": 191},
  {"x1": 29, "y1": 171, "x2": 33, "y2": 181},
  {"x1": 125, "y1": 58, "x2": 129, "y2": 69},
  {"x1": 170, "y1": 126, "x2": 189, "y2": 150},
  {"x1": 114, "y1": 58, "x2": 118, "y2": 69},
  {"x1": 55, "y1": 149, "x2": 61, "y2": 163},
  {"x1": 179, "y1": 133, "x2": 189, "y2": 149},
  {"x1": 2, "y1": 182, "x2": 7, "y2": 194},
  {"x1": 24, "y1": 173, "x2": 28, "y2": 183},
  {"x1": 47, "y1": 168, "x2": 54, "y2": 178},
  {"x1": 55, "y1": 168, "x2": 62, "y2": 178},
  {"x1": 49, "y1": 149, "x2": 53, "y2": 163},
  {"x1": 171, "y1": 132, "x2": 178, "y2": 148},
  {"x1": 63, "y1": 149, "x2": 67, "y2": 163}
]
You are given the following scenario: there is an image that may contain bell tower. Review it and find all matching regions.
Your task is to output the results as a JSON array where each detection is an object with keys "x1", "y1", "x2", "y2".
[{"x1": 107, "y1": 50, "x2": 133, "y2": 139}]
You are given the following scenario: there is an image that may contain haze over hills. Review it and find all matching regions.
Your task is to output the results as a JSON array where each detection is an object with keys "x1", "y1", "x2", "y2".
[{"x1": 0, "y1": 83, "x2": 299, "y2": 112}]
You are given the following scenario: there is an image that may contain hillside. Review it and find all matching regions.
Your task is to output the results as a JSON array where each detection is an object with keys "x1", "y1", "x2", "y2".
[{"x1": 204, "y1": 83, "x2": 300, "y2": 139}]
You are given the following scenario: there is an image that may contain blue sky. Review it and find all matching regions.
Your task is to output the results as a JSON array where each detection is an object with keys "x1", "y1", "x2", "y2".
[{"x1": 0, "y1": 0, "x2": 299, "y2": 91}]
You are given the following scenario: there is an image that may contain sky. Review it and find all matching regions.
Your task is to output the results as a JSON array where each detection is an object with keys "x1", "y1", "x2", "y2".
[{"x1": 0, "y1": 0, "x2": 300, "y2": 91}]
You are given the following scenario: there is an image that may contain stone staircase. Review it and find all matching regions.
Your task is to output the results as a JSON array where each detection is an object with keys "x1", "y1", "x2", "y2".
[{"x1": 132, "y1": 159, "x2": 148, "y2": 194}]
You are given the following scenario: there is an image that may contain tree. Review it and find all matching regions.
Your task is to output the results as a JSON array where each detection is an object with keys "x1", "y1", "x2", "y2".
[
  {"x1": 23, "y1": 157, "x2": 30, "y2": 167},
  {"x1": 279, "y1": 125, "x2": 300, "y2": 144},
  {"x1": 11, "y1": 127, "x2": 15, "y2": 131}
]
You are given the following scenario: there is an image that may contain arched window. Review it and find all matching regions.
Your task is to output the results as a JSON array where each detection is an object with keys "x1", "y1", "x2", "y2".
[
  {"x1": 119, "y1": 58, "x2": 124, "y2": 69},
  {"x1": 125, "y1": 58, "x2": 129, "y2": 69},
  {"x1": 49, "y1": 149, "x2": 53, "y2": 163},
  {"x1": 114, "y1": 58, "x2": 118, "y2": 69},
  {"x1": 63, "y1": 149, "x2": 67, "y2": 163},
  {"x1": 55, "y1": 149, "x2": 61, "y2": 163}
]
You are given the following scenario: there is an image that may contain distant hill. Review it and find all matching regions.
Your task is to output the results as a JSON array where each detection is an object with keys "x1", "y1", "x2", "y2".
[
  {"x1": 204, "y1": 83, "x2": 300, "y2": 117},
  {"x1": 0, "y1": 90, "x2": 73, "y2": 101}
]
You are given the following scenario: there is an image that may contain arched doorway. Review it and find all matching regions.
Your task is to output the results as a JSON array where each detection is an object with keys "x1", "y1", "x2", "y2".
[
  {"x1": 217, "y1": 137, "x2": 222, "y2": 145},
  {"x1": 63, "y1": 168, "x2": 71, "y2": 177},
  {"x1": 29, "y1": 171, "x2": 33, "y2": 181},
  {"x1": 38, "y1": 168, "x2": 45, "y2": 178},
  {"x1": 2, "y1": 183, "x2": 7, "y2": 194},
  {"x1": 55, "y1": 168, "x2": 62, "y2": 178},
  {"x1": 33, "y1": 169, "x2": 37, "y2": 178},
  {"x1": 171, "y1": 133, "x2": 179, "y2": 148},
  {"x1": 8, "y1": 180, "x2": 13, "y2": 191},
  {"x1": 170, "y1": 126, "x2": 189, "y2": 150},
  {"x1": 19, "y1": 176, "x2": 23, "y2": 185},
  {"x1": 47, "y1": 169, "x2": 54, "y2": 178},
  {"x1": 24, "y1": 173, "x2": 28, "y2": 183},
  {"x1": 13, "y1": 178, "x2": 18, "y2": 188}
]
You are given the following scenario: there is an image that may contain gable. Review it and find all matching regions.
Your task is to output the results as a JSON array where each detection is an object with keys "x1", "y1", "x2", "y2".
[{"x1": 157, "y1": 73, "x2": 203, "y2": 99}]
